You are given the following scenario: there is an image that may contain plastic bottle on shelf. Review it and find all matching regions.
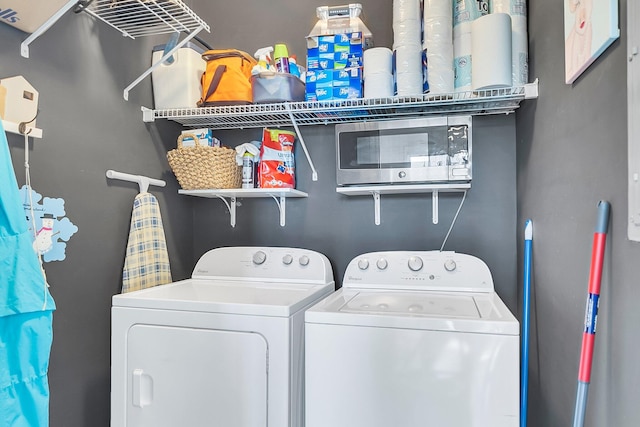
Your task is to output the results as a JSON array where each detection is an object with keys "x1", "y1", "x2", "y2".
[{"x1": 273, "y1": 43, "x2": 290, "y2": 74}]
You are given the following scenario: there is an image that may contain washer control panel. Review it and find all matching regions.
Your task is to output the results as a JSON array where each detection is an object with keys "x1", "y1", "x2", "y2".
[
  {"x1": 344, "y1": 251, "x2": 494, "y2": 293},
  {"x1": 192, "y1": 246, "x2": 334, "y2": 284}
]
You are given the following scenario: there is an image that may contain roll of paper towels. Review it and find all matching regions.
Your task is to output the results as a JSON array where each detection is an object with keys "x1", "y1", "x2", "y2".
[
  {"x1": 471, "y1": 13, "x2": 512, "y2": 90},
  {"x1": 393, "y1": 0, "x2": 421, "y2": 21},
  {"x1": 424, "y1": 0, "x2": 451, "y2": 17},
  {"x1": 393, "y1": 20, "x2": 422, "y2": 47},
  {"x1": 423, "y1": 17, "x2": 453, "y2": 45},
  {"x1": 364, "y1": 47, "x2": 393, "y2": 77},
  {"x1": 454, "y1": 31, "x2": 473, "y2": 91},
  {"x1": 512, "y1": 28, "x2": 529, "y2": 85},
  {"x1": 454, "y1": 0, "x2": 488, "y2": 27},
  {"x1": 511, "y1": 15, "x2": 528, "y2": 33},
  {"x1": 365, "y1": 73, "x2": 394, "y2": 98},
  {"x1": 490, "y1": 0, "x2": 527, "y2": 16},
  {"x1": 393, "y1": 44, "x2": 423, "y2": 75},
  {"x1": 395, "y1": 72, "x2": 424, "y2": 96}
]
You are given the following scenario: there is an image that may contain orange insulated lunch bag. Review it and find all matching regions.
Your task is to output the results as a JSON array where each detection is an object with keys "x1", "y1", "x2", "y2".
[{"x1": 197, "y1": 49, "x2": 257, "y2": 106}]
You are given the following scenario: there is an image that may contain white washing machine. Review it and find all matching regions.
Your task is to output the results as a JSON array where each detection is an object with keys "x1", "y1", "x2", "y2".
[
  {"x1": 305, "y1": 250, "x2": 519, "y2": 427},
  {"x1": 111, "y1": 246, "x2": 334, "y2": 427}
]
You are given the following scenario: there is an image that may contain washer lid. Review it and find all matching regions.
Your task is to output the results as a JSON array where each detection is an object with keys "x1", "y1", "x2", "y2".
[
  {"x1": 305, "y1": 289, "x2": 518, "y2": 335},
  {"x1": 112, "y1": 279, "x2": 334, "y2": 317}
]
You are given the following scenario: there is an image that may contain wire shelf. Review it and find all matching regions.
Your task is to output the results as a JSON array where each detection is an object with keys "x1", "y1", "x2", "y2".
[
  {"x1": 85, "y1": 0, "x2": 210, "y2": 38},
  {"x1": 147, "y1": 80, "x2": 538, "y2": 129}
]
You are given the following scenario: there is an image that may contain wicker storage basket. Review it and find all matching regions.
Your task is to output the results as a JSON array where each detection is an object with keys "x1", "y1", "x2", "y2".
[{"x1": 167, "y1": 133, "x2": 241, "y2": 190}]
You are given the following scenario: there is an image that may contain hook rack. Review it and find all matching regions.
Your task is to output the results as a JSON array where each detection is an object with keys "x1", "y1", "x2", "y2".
[{"x1": 106, "y1": 169, "x2": 166, "y2": 193}]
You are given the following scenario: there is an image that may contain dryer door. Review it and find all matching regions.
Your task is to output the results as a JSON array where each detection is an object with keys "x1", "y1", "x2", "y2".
[{"x1": 125, "y1": 325, "x2": 268, "y2": 427}]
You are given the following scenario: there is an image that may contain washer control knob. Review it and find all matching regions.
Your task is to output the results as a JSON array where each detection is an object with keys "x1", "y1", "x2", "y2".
[
  {"x1": 408, "y1": 256, "x2": 424, "y2": 272},
  {"x1": 444, "y1": 259, "x2": 457, "y2": 272},
  {"x1": 252, "y1": 250, "x2": 267, "y2": 265},
  {"x1": 358, "y1": 258, "x2": 370, "y2": 270},
  {"x1": 376, "y1": 258, "x2": 388, "y2": 270},
  {"x1": 299, "y1": 255, "x2": 310, "y2": 266},
  {"x1": 283, "y1": 254, "x2": 293, "y2": 265}
]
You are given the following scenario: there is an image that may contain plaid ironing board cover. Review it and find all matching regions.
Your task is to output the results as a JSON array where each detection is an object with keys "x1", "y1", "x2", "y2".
[{"x1": 121, "y1": 192, "x2": 172, "y2": 293}]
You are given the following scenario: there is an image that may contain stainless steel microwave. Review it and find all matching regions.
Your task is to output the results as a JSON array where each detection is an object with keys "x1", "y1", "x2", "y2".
[{"x1": 335, "y1": 116, "x2": 472, "y2": 186}]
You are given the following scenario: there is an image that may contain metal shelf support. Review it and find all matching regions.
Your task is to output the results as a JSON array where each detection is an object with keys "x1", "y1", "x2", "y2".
[
  {"x1": 286, "y1": 104, "x2": 319, "y2": 181},
  {"x1": 20, "y1": 0, "x2": 79, "y2": 58}
]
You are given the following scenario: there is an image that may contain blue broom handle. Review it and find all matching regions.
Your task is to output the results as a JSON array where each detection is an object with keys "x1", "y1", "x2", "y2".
[{"x1": 521, "y1": 219, "x2": 533, "y2": 427}]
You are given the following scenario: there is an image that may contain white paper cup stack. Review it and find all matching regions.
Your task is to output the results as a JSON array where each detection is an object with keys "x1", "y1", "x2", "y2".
[
  {"x1": 423, "y1": 0, "x2": 454, "y2": 94},
  {"x1": 393, "y1": 0, "x2": 423, "y2": 96},
  {"x1": 490, "y1": 0, "x2": 529, "y2": 86},
  {"x1": 471, "y1": 13, "x2": 512, "y2": 90},
  {"x1": 364, "y1": 47, "x2": 394, "y2": 98}
]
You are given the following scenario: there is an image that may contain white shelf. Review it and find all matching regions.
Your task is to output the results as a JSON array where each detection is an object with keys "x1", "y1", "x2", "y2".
[
  {"x1": 337, "y1": 183, "x2": 470, "y2": 225},
  {"x1": 179, "y1": 188, "x2": 308, "y2": 227},
  {"x1": 2, "y1": 120, "x2": 43, "y2": 139},
  {"x1": 84, "y1": 0, "x2": 210, "y2": 39},
  {"x1": 20, "y1": 0, "x2": 210, "y2": 101},
  {"x1": 143, "y1": 80, "x2": 539, "y2": 129}
]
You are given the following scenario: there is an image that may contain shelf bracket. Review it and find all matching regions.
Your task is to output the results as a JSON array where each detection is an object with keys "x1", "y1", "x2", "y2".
[
  {"x1": 213, "y1": 196, "x2": 237, "y2": 228},
  {"x1": 432, "y1": 190, "x2": 439, "y2": 224},
  {"x1": 286, "y1": 105, "x2": 319, "y2": 181},
  {"x1": 20, "y1": 0, "x2": 79, "y2": 58},
  {"x1": 269, "y1": 194, "x2": 288, "y2": 227},
  {"x1": 373, "y1": 191, "x2": 381, "y2": 225},
  {"x1": 123, "y1": 27, "x2": 205, "y2": 101}
]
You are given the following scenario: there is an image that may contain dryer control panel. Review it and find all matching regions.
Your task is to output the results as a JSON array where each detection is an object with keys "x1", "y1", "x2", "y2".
[
  {"x1": 191, "y1": 246, "x2": 334, "y2": 284},
  {"x1": 343, "y1": 250, "x2": 494, "y2": 293}
]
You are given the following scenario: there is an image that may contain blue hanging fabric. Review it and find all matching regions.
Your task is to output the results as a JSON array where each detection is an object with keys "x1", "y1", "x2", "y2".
[{"x1": 0, "y1": 120, "x2": 55, "y2": 427}]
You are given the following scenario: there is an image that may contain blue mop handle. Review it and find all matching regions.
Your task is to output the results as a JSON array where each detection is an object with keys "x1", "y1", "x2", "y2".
[{"x1": 521, "y1": 219, "x2": 533, "y2": 427}]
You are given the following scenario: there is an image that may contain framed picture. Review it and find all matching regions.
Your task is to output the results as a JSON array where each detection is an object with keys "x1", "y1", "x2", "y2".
[{"x1": 564, "y1": 0, "x2": 620, "y2": 84}]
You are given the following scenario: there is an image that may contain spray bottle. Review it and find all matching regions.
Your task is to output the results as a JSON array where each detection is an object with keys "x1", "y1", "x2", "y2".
[{"x1": 252, "y1": 46, "x2": 274, "y2": 75}]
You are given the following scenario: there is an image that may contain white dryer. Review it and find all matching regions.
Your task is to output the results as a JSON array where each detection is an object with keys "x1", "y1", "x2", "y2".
[
  {"x1": 305, "y1": 250, "x2": 519, "y2": 427},
  {"x1": 111, "y1": 246, "x2": 334, "y2": 427}
]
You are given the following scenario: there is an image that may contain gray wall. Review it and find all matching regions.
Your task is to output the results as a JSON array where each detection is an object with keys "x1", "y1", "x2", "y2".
[
  {"x1": 0, "y1": 10, "x2": 193, "y2": 427},
  {"x1": 0, "y1": 1, "x2": 521, "y2": 426},
  {"x1": 519, "y1": 0, "x2": 640, "y2": 426}
]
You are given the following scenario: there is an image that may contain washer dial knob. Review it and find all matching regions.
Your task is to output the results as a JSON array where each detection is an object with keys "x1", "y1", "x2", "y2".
[
  {"x1": 282, "y1": 254, "x2": 293, "y2": 265},
  {"x1": 444, "y1": 259, "x2": 457, "y2": 272},
  {"x1": 376, "y1": 258, "x2": 388, "y2": 270},
  {"x1": 252, "y1": 250, "x2": 267, "y2": 265},
  {"x1": 358, "y1": 258, "x2": 370, "y2": 270},
  {"x1": 408, "y1": 256, "x2": 424, "y2": 272},
  {"x1": 299, "y1": 255, "x2": 310, "y2": 266}
]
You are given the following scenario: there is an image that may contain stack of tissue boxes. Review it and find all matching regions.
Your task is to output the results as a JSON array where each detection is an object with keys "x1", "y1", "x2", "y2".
[{"x1": 305, "y1": 4, "x2": 373, "y2": 101}]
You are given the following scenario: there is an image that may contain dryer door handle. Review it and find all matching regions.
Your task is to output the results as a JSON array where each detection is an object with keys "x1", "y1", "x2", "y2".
[{"x1": 132, "y1": 369, "x2": 153, "y2": 408}]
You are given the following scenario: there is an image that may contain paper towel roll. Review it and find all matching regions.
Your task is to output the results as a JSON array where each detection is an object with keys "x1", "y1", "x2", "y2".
[
  {"x1": 453, "y1": 21, "x2": 472, "y2": 39},
  {"x1": 512, "y1": 28, "x2": 528, "y2": 85},
  {"x1": 365, "y1": 73, "x2": 394, "y2": 98},
  {"x1": 393, "y1": 19, "x2": 422, "y2": 47},
  {"x1": 423, "y1": 17, "x2": 453, "y2": 45},
  {"x1": 395, "y1": 72, "x2": 424, "y2": 96},
  {"x1": 393, "y1": 44, "x2": 423, "y2": 75},
  {"x1": 364, "y1": 48, "x2": 393, "y2": 77},
  {"x1": 393, "y1": 0, "x2": 421, "y2": 21},
  {"x1": 490, "y1": 0, "x2": 527, "y2": 17},
  {"x1": 511, "y1": 15, "x2": 528, "y2": 33},
  {"x1": 454, "y1": 31, "x2": 473, "y2": 91},
  {"x1": 423, "y1": 0, "x2": 451, "y2": 17},
  {"x1": 454, "y1": 0, "x2": 489, "y2": 27},
  {"x1": 427, "y1": 67, "x2": 454, "y2": 94},
  {"x1": 471, "y1": 13, "x2": 512, "y2": 90}
]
